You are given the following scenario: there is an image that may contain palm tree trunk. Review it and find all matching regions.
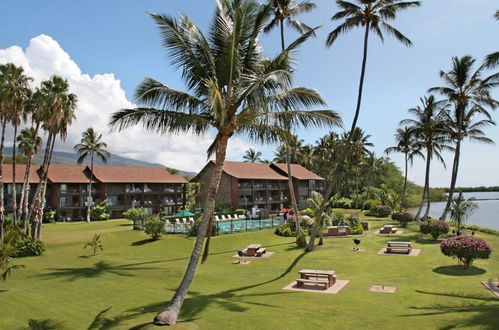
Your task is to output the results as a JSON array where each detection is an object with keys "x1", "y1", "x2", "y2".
[
  {"x1": 154, "y1": 134, "x2": 230, "y2": 326},
  {"x1": 423, "y1": 173, "x2": 431, "y2": 220},
  {"x1": 416, "y1": 149, "x2": 431, "y2": 221},
  {"x1": 0, "y1": 118, "x2": 7, "y2": 241},
  {"x1": 440, "y1": 138, "x2": 460, "y2": 220},
  {"x1": 400, "y1": 153, "x2": 408, "y2": 212},
  {"x1": 36, "y1": 135, "x2": 56, "y2": 240},
  {"x1": 350, "y1": 22, "x2": 370, "y2": 133},
  {"x1": 18, "y1": 151, "x2": 32, "y2": 231},
  {"x1": 87, "y1": 153, "x2": 94, "y2": 223},
  {"x1": 12, "y1": 125, "x2": 18, "y2": 226}
]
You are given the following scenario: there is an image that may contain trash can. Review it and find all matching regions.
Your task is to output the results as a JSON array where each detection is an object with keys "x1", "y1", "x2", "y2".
[{"x1": 361, "y1": 221, "x2": 369, "y2": 230}]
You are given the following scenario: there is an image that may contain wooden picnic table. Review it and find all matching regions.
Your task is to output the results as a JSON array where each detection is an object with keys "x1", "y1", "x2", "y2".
[
  {"x1": 387, "y1": 241, "x2": 412, "y2": 254},
  {"x1": 297, "y1": 269, "x2": 336, "y2": 289},
  {"x1": 246, "y1": 244, "x2": 261, "y2": 256}
]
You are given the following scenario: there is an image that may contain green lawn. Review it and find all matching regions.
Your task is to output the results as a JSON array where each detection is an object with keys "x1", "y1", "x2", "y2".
[{"x1": 1, "y1": 216, "x2": 498, "y2": 329}]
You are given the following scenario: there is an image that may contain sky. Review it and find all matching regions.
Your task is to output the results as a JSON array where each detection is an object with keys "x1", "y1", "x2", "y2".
[{"x1": 0, "y1": 0, "x2": 498, "y2": 187}]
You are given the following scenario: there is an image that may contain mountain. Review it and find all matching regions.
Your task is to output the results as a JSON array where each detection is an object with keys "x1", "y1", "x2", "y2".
[{"x1": 3, "y1": 147, "x2": 197, "y2": 177}]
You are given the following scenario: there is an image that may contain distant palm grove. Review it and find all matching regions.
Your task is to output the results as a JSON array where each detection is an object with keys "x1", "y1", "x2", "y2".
[{"x1": 0, "y1": 0, "x2": 497, "y2": 327}]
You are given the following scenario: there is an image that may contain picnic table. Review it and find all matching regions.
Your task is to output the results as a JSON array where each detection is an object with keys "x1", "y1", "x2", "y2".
[
  {"x1": 380, "y1": 225, "x2": 397, "y2": 234},
  {"x1": 246, "y1": 244, "x2": 263, "y2": 257},
  {"x1": 387, "y1": 241, "x2": 412, "y2": 254},
  {"x1": 296, "y1": 269, "x2": 336, "y2": 289}
]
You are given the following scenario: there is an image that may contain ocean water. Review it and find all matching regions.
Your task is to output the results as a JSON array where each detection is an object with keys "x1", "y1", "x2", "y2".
[{"x1": 411, "y1": 191, "x2": 499, "y2": 230}]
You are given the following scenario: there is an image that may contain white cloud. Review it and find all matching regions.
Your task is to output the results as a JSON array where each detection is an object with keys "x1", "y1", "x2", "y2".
[{"x1": 0, "y1": 35, "x2": 253, "y2": 172}]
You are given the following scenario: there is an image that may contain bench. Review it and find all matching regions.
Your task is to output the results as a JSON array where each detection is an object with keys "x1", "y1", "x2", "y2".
[
  {"x1": 380, "y1": 225, "x2": 397, "y2": 234},
  {"x1": 255, "y1": 248, "x2": 266, "y2": 256},
  {"x1": 387, "y1": 241, "x2": 411, "y2": 254},
  {"x1": 296, "y1": 278, "x2": 330, "y2": 289}
]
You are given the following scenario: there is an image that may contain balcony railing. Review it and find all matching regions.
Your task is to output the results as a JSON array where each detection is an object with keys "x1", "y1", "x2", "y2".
[{"x1": 59, "y1": 202, "x2": 80, "y2": 208}]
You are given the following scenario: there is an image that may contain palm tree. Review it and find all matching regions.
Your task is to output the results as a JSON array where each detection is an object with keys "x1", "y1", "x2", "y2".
[
  {"x1": 429, "y1": 56, "x2": 499, "y2": 220},
  {"x1": 16, "y1": 127, "x2": 42, "y2": 232},
  {"x1": 109, "y1": 1, "x2": 341, "y2": 325},
  {"x1": 449, "y1": 191, "x2": 477, "y2": 234},
  {"x1": 326, "y1": 0, "x2": 420, "y2": 135},
  {"x1": 242, "y1": 148, "x2": 263, "y2": 162},
  {"x1": 264, "y1": 0, "x2": 318, "y2": 246},
  {"x1": 307, "y1": 0, "x2": 420, "y2": 251},
  {"x1": 0, "y1": 65, "x2": 10, "y2": 240},
  {"x1": 384, "y1": 127, "x2": 423, "y2": 212},
  {"x1": 30, "y1": 76, "x2": 77, "y2": 240},
  {"x1": 400, "y1": 95, "x2": 451, "y2": 220},
  {"x1": 74, "y1": 128, "x2": 110, "y2": 222}
]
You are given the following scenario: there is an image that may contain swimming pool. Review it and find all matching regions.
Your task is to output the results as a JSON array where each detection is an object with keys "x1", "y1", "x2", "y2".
[{"x1": 163, "y1": 217, "x2": 283, "y2": 234}]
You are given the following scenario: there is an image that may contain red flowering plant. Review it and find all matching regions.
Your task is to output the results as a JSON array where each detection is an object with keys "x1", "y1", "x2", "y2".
[{"x1": 440, "y1": 236, "x2": 492, "y2": 269}]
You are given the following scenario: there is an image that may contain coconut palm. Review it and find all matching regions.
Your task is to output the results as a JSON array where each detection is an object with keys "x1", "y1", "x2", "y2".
[
  {"x1": 448, "y1": 191, "x2": 478, "y2": 234},
  {"x1": 109, "y1": 1, "x2": 341, "y2": 325},
  {"x1": 30, "y1": 76, "x2": 77, "y2": 240},
  {"x1": 264, "y1": 0, "x2": 318, "y2": 246},
  {"x1": 429, "y1": 56, "x2": 499, "y2": 220},
  {"x1": 326, "y1": 0, "x2": 420, "y2": 135},
  {"x1": 400, "y1": 95, "x2": 451, "y2": 220},
  {"x1": 242, "y1": 148, "x2": 263, "y2": 162},
  {"x1": 74, "y1": 128, "x2": 110, "y2": 222},
  {"x1": 384, "y1": 127, "x2": 424, "y2": 212},
  {"x1": 16, "y1": 127, "x2": 42, "y2": 231}
]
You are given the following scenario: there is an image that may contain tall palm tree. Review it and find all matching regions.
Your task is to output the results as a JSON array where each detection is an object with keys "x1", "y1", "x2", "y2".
[
  {"x1": 74, "y1": 128, "x2": 110, "y2": 222},
  {"x1": 384, "y1": 126, "x2": 423, "y2": 212},
  {"x1": 242, "y1": 148, "x2": 263, "y2": 162},
  {"x1": 16, "y1": 127, "x2": 42, "y2": 232},
  {"x1": 0, "y1": 65, "x2": 10, "y2": 240},
  {"x1": 264, "y1": 0, "x2": 318, "y2": 246},
  {"x1": 400, "y1": 95, "x2": 451, "y2": 220},
  {"x1": 307, "y1": 0, "x2": 420, "y2": 251},
  {"x1": 326, "y1": 0, "x2": 420, "y2": 135},
  {"x1": 429, "y1": 56, "x2": 499, "y2": 220},
  {"x1": 30, "y1": 76, "x2": 77, "y2": 240},
  {"x1": 109, "y1": 1, "x2": 341, "y2": 325}
]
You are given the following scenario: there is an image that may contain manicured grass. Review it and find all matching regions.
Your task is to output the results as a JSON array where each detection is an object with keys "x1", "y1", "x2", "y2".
[{"x1": 1, "y1": 216, "x2": 498, "y2": 329}]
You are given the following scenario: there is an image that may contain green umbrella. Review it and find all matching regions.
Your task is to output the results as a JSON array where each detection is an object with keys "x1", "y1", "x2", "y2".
[{"x1": 175, "y1": 210, "x2": 195, "y2": 216}]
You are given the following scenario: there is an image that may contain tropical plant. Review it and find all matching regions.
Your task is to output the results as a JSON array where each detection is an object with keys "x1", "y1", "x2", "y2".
[
  {"x1": 144, "y1": 217, "x2": 166, "y2": 240},
  {"x1": 14, "y1": 238, "x2": 45, "y2": 256},
  {"x1": 90, "y1": 199, "x2": 110, "y2": 221},
  {"x1": 83, "y1": 234, "x2": 104, "y2": 256},
  {"x1": 448, "y1": 191, "x2": 478, "y2": 234},
  {"x1": 440, "y1": 236, "x2": 492, "y2": 269},
  {"x1": 108, "y1": 1, "x2": 341, "y2": 325},
  {"x1": 74, "y1": 127, "x2": 110, "y2": 222},
  {"x1": 391, "y1": 211, "x2": 413, "y2": 227},
  {"x1": 385, "y1": 126, "x2": 424, "y2": 211},
  {"x1": 400, "y1": 95, "x2": 451, "y2": 220},
  {"x1": 242, "y1": 148, "x2": 263, "y2": 162},
  {"x1": 429, "y1": 56, "x2": 498, "y2": 220},
  {"x1": 29, "y1": 75, "x2": 78, "y2": 241},
  {"x1": 420, "y1": 220, "x2": 450, "y2": 240},
  {"x1": 264, "y1": 0, "x2": 319, "y2": 247},
  {"x1": 0, "y1": 238, "x2": 25, "y2": 281}
]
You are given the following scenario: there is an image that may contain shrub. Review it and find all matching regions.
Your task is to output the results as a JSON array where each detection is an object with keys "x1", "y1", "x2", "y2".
[
  {"x1": 331, "y1": 213, "x2": 346, "y2": 225},
  {"x1": 274, "y1": 224, "x2": 293, "y2": 237},
  {"x1": 90, "y1": 199, "x2": 110, "y2": 221},
  {"x1": 286, "y1": 215, "x2": 313, "y2": 233},
  {"x1": 187, "y1": 218, "x2": 216, "y2": 237},
  {"x1": 14, "y1": 238, "x2": 45, "y2": 256},
  {"x1": 391, "y1": 212, "x2": 414, "y2": 227},
  {"x1": 144, "y1": 217, "x2": 166, "y2": 240},
  {"x1": 363, "y1": 199, "x2": 380, "y2": 210},
  {"x1": 235, "y1": 209, "x2": 246, "y2": 214},
  {"x1": 43, "y1": 209, "x2": 56, "y2": 223},
  {"x1": 420, "y1": 220, "x2": 450, "y2": 240},
  {"x1": 367, "y1": 205, "x2": 392, "y2": 218},
  {"x1": 300, "y1": 208, "x2": 314, "y2": 217},
  {"x1": 333, "y1": 197, "x2": 353, "y2": 209},
  {"x1": 123, "y1": 207, "x2": 148, "y2": 221},
  {"x1": 440, "y1": 236, "x2": 492, "y2": 268},
  {"x1": 83, "y1": 234, "x2": 103, "y2": 256}
]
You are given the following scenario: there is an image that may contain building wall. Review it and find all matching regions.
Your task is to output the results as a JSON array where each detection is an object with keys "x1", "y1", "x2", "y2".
[{"x1": 195, "y1": 164, "x2": 232, "y2": 207}]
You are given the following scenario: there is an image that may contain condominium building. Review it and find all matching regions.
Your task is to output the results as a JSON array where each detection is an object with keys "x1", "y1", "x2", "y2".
[
  {"x1": 192, "y1": 161, "x2": 326, "y2": 214},
  {"x1": 2, "y1": 164, "x2": 187, "y2": 220}
]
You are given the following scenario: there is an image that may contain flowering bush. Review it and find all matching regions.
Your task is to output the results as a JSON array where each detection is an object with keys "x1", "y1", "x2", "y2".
[
  {"x1": 440, "y1": 236, "x2": 492, "y2": 268},
  {"x1": 420, "y1": 220, "x2": 450, "y2": 240},
  {"x1": 366, "y1": 205, "x2": 392, "y2": 218},
  {"x1": 391, "y1": 212, "x2": 414, "y2": 227}
]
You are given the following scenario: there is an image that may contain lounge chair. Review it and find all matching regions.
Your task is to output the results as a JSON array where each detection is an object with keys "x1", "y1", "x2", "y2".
[
  {"x1": 188, "y1": 217, "x2": 195, "y2": 224},
  {"x1": 175, "y1": 218, "x2": 181, "y2": 224},
  {"x1": 221, "y1": 215, "x2": 227, "y2": 220},
  {"x1": 215, "y1": 215, "x2": 220, "y2": 221}
]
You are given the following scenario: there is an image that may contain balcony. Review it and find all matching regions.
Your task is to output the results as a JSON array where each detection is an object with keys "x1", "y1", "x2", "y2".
[
  {"x1": 59, "y1": 202, "x2": 80, "y2": 208},
  {"x1": 125, "y1": 188, "x2": 143, "y2": 193}
]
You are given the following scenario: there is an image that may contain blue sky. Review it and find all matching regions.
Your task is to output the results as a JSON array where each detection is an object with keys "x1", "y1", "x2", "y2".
[{"x1": 1, "y1": 0, "x2": 498, "y2": 187}]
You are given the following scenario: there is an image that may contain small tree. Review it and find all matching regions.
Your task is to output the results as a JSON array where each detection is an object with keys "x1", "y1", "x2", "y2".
[
  {"x1": 420, "y1": 220, "x2": 450, "y2": 240},
  {"x1": 391, "y1": 212, "x2": 413, "y2": 227},
  {"x1": 440, "y1": 236, "x2": 492, "y2": 269},
  {"x1": 144, "y1": 217, "x2": 166, "y2": 240},
  {"x1": 84, "y1": 234, "x2": 104, "y2": 256},
  {"x1": 90, "y1": 200, "x2": 110, "y2": 221},
  {"x1": 0, "y1": 238, "x2": 25, "y2": 281},
  {"x1": 448, "y1": 192, "x2": 478, "y2": 234}
]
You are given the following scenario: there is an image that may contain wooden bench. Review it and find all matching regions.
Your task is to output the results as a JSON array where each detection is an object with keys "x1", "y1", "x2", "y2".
[
  {"x1": 296, "y1": 278, "x2": 330, "y2": 289},
  {"x1": 380, "y1": 225, "x2": 397, "y2": 234},
  {"x1": 387, "y1": 241, "x2": 411, "y2": 254},
  {"x1": 255, "y1": 248, "x2": 266, "y2": 256}
]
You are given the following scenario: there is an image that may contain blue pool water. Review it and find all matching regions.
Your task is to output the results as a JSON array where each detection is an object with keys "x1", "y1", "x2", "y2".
[{"x1": 215, "y1": 219, "x2": 279, "y2": 234}]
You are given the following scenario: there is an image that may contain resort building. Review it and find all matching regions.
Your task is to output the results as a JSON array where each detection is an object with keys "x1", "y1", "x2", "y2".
[
  {"x1": 2, "y1": 164, "x2": 188, "y2": 220},
  {"x1": 192, "y1": 161, "x2": 326, "y2": 214}
]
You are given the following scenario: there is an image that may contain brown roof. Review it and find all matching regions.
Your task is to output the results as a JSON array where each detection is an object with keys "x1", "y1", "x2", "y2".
[
  {"x1": 90, "y1": 165, "x2": 187, "y2": 183},
  {"x1": 271, "y1": 163, "x2": 325, "y2": 180},
  {"x1": 1, "y1": 164, "x2": 40, "y2": 183},
  {"x1": 194, "y1": 161, "x2": 288, "y2": 180},
  {"x1": 46, "y1": 165, "x2": 92, "y2": 183}
]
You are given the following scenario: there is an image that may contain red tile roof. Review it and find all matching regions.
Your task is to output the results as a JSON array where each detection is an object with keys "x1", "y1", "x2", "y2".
[
  {"x1": 271, "y1": 163, "x2": 325, "y2": 180},
  {"x1": 193, "y1": 161, "x2": 287, "y2": 180},
  {"x1": 90, "y1": 165, "x2": 187, "y2": 183},
  {"x1": 46, "y1": 165, "x2": 92, "y2": 183},
  {"x1": 1, "y1": 164, "x2": 40, "y2": 183}
]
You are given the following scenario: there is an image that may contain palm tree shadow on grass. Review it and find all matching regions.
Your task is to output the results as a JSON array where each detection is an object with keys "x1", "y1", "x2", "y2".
[
  {"x1": 432, "y1": 265, "x2": 486, "y2": 276},
  {"x1": 401, "y1": 290, "x2": 499, "y2": 329},
  {"x1": 131, "y1": 239, "x2": 157, "y2": 246},
  {"x1": 38, "y1": 260, "x2": 165, "y2": 281},
  {"x1": 19, "y1": 318, "x2": 67, "y2": 330}
]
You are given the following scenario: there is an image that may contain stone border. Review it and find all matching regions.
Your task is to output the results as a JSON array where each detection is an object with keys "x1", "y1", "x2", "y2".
[
  {"x1": 480, "y1": 281, "x2": 499, "y2": 298},
  {"x1": 377, "y1": 248, "x2": 421, "y2": 256},
  {"x1": 369, "y1": 285, "x2": 397, "y2": 293},
  {"x1": 232, "y1": 251, "x2": 274, "y2": 259},
  {"x1": 375, "y1": 231, "x2": 404, "y2": 235},
  {"x1": 282, "y1": 280, "x2": 350, "y2": 294}
]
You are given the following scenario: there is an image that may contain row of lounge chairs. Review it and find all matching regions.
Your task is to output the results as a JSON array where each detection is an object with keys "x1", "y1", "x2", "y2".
[
  {"x1": 215, "y1": 214, "x2": 245, "y2": 221},
  {"x1": 170, "y1": 217, "x2": 195, "y2": 225}
]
